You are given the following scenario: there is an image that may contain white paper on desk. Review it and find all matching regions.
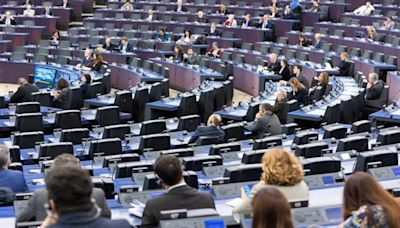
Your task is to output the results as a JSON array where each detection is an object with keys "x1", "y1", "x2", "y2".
[
  {"x1": 307, "y1": 109, "x2": 325, "y2": 116},
  {"x1": 391, "y1": 109, "x2": 400, "y2": 115},
  {"x1": 225, "y1": 198, "x2": 243, "y2": 208},
  {"x1": 129, "y1": 204, "x2": 145, "y2": 218}
]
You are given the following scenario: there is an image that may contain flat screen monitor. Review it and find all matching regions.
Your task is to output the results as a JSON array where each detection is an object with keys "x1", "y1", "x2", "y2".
[
  {"x1": 203, "y1": 219, "x2": 225, "y2": 228},
  {"x1": 33, "y1": 66, "x2": 57, "y2": 88}
]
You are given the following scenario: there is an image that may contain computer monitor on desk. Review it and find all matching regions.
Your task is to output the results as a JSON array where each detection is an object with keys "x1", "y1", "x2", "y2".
[
  {"x1": 33, "y1": 65, "x2": 80, "y2": 89},
  {"x1": 353, "y1": 151, "x2": 398, "y2": 172}
]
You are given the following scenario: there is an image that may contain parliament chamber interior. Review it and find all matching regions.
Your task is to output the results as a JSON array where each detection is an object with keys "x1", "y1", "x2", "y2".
[{"x1": 0, "y1": 0, "x2": 400, "y2": 227}]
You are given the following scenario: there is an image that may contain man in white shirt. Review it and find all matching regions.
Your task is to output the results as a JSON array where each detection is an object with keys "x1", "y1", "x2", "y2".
[
  {"x1": 23, "y1": 4, "x2": 35, "y2": 17},
  {"x1": 0, "y1": 11, "x2": 16, "y2": 26},
  {"x1": 353, "y1": 1, "x2": 375, "y2": 16},
  {"x1": 146, "y1": 9, "x2": 154, "y2": 21}
]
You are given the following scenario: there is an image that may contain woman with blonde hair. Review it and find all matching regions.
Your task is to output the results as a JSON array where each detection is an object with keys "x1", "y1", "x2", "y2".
[
  {"x1": 233, "y1": 149, "x2": 309, "y2": 214},
  {"x1": 289, "y1": 77, "x2": 308, "y2": 105}
]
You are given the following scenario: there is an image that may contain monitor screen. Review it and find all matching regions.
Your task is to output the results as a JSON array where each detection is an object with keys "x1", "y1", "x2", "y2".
[
  {"x1": 34, "y1": 66, "x2": 57, "y2": 88},
  {"x1": 204, "y1": 219, "x2": 225, "y2": 228},
  {"x1": 392, "y1": 167, "x2": 400, "y2": 176},
  {"x1": 325, "y1": 207, "x2": 341, "y2": 221},
  {"x1": 322, "y1": 176, "x2": 335, "y2": 184}
]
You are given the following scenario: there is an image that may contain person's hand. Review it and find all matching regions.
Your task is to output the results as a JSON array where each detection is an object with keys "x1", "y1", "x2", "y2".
[
  {"x1": 367, "y1": 82, "x2": 373, "y2": 89},
  {"x1": 40, "y1": 211, "x2": 58, "y2": 228}
]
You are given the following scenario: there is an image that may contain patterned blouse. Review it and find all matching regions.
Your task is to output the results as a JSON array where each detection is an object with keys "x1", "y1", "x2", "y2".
[{"x1": 342, "y1": 205, "x2": 388, "y2": 228}]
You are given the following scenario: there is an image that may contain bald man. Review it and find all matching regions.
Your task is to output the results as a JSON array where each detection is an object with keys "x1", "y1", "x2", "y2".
[
  {"x1": 10, "y1": 78, "x2": 39, "y2": 103},
  {"x1": 188, "y1": 114, "x2": 225, "y2": 144},
  {"x1": 313, "y1": 33, "x2": 322, "y2": 49}
]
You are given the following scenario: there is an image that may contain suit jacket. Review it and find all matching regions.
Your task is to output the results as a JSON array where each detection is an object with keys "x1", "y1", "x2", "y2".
[
  {"x1": 251, "y1": 111, "x2": 282, "y2": 139},
  {"x1": 283, "y1": 12, "x2": 295, "y2": 19},
  {"x1": 314, "y1": 41, "x2": 322, "y2": 49},
  {"x1": 102, "y1": 43, "x2": 115, "y2": 51},
  {"x1": 279, "y1": 66, "x2": 292, "y2": 81},
  {"x1": 16, "y1": 188, "x2": 111, "y2": 222},
  {"x1": 141, "y1": 185, "x2": 215, "y2": 228},
  {"x1": 41, "y1": 8, "x2": 53, "y2": 16},
  {"x1": 10, "y1": 83, "x2": 39, "y2": 103},
  {"x1": 91, "y1": 62, "x2": 103, "y2": 72},
  {"x1": 53, "y1": 88, "x2": 69, "y2": 109},
  {"x1": 241, "y1": 19, "x2": 254, "y2": 28},
  {"x1": 188, "y1": 126, "x2": 225, "y2": 144},
  {"x1": 0, "y1": 169, "x2": 28, "y2": 193},
  {"x1": 196, "y1": 17, "x2": 209, "y2": 23},
  {"x1": 366, "y1": 80, "x2": 384, "y2": 100},
  {"x1": 268, "y1": 61, "x2": 280, "y2": 74},
  {"x1": 339, "y1": 60, "x2": 352, "y2": 76},
  {"x1": 208, "y1": 29, "x2": 221, "y2": 36},
  {"x1": 0, "y1": 18, "x2": 16, "y2": 25},
  {"x1": 293, "y1": 87, "x2": 308, "y2": 106},
  {"x1": 299, "y1": 39, "x2": 312, "y2": 47},
  {"x1": 297, "y1": 73, "x2": 310, "y2": 91},
  {"x1": 81, "y1": 57, "x2": 94, "y2": 67},
  {"x1": 47, "y1": 211, "x2": 130, "y2": 228},
  {"x1": 119, "y1": 42, "x2": 133, "y2": 53},
  {"x1": 184, "y1": 54, "x2": 198, "y2": 65},
  {"x1": 271, "y1": 99, "x2": 288, "y2": 124},
  {"x1": 258, "y1": 20, "x2": 273, "y2": 29},
  {"x1": 80, "y1": 83, "x2": 90, "y2": 99}
]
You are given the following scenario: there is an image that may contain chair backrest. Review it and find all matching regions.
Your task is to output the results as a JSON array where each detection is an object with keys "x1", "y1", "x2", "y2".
[
  {"x1": 89, "y1": 138, "x2": 122, "y2": 158},
  {"x1": 55, "y1": 110, "x2": 82, "y2": 129},
  {"x1": 177, "y1": 115, "x2": 200, "y2": 132},
  {"x1": 16, "y1": 113, "x2": 43, "y2": 132},
  {"x1": 87, "y1": 82, "x2": 104, "y2": 99},
  {"x1": 60, "y1": 128, "x2": 90, "y2": 144},
  {"x1": 177, "y1": 94, "x2": 198, "y2": 117},
  {"x1": 324, "y1": 103, "x2": 340, "y2": 124},
  {"x1": 32, "y1": 92, "x2": 52, "y2": 107},
  {"x1": 13, "y1": 131, "x2": 44, "y2": 149},
  {"x1": 149, "y1": 82, "x2": 162, "y2": 102},
  {"x1": 103, "y1": 124, "x2": 131, "y2": 140},
  {"x1": 39, "y1": 142, "x2": 74, "y2": 160},
  {"x1": 0, "y1": 187, "x2": 14, "y2": 206},
  {"x1": 139, "y1": 134, "x2": 171, "y2": 155},
  {"x1": 114, "y1": 91, "x2": 133, "y2": 114},
  {"x1": 140, "y1": 119, "x2": 167, "y2": 135},
  {"x1": 198, "y1": 89, "x2": 215, "y2": 123},
  {"x1": 15, "y1": 102, "x2": 40, "y2": 114},
  {"x1": 133, "y1": 87, "x2": 149, "y2": 122},
  {"x1": 222, "y1": 123, "x2": 245, "y2": 141},
  {"x1": 102, "y1": 73, "x2": 112, "y2": 94},
  {"x1": 95, "y1": 106, "x2": 120, "y2": 127}
]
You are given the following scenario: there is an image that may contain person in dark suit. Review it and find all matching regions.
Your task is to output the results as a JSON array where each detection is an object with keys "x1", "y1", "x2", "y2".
[
  {"x1": 365, "y1": 73, "x2": 384, "y2": 100},
  {"x1": 118, "y1": 36, "x2": 133, "y2": 53},
  {"x1": 217, "y1": 4, "x2": 230, "y2": 15},
  {"x1": 10, "y1": 78, "x2": 39, "y2": 103},
  {"x1": 267, "y1": 53, "x2": 280, "y2": 74},
  {"x1": 283, "y1": 5, "x2": 295, "y2": 19},
  {"x1": 52, "y1": 78, "x2": 70, "y2": 109},
  {"x1": 270, "y1": 7, "x2": 281, "y2": 18},
  {"x1": 250, "y1": 103, "x2": 282, "y2": 139},
  {"x1": 0, "y1": 11, "x2": 16, "y2": 26},
  {"x1": 38, "y1": 165, "x2": 130, "y2": 228},
  {"x1": 101, "y1": 37, "x2": 115, "y2": 51},
  {"x1": 337, "y1": 52, "x2": 352, "y2": 76},
  {"x1": 16, "y1": 154, "x2": 111, "y2": 222},
  {"x1": 313, "y1": 33, "x2": 322, "y2": 49},
  {"x1": 80, "y1": 48, "x2": 94, "y2": 68},
  {"x1": 175, "y1": 0, "x2": 186, "y2": 12},
  {"x1": 189, "y1": 114, "x2": 225, "y2": 144},
  {"x1": 0, "y1": 145, "x2": 28, "y2": 193},
  {"x1": 80, "y1": 74, "x2": 92, "y2": 99},
  {"x1": 270, "y1": 0, "x2": 279, "y2": 8},
  {"x1": 278, "y1": 59, "x2": 292, "y2": 81},
  {"x1": 281, "y1": 64, "x2": 309, "y2": 91},
  {"x1": 41, "y1": 6, "x2": 53, "y2": 16},
  {"x1": 58, "y1": 0, "x2": 72, "y2": 8},
  {"x1": 271, "y1": 88, "x2": 288, "y2": 123},
  {"x1": 171, "y1": 45, "x2": 184, "y2": 62},
  {"x1": 309, "y1": 0, "x2": 320, "y2": 12},
  {"x1": 208, "y1": 22, "x2": 221, "y2": 36},
  {"x1": 91, "y1": 50, "x2": 104, "y2": 72},
  {"x1": 241, "y1": 13, "x2": 254, "y2": 28},
  {"x1": 289, "y1": 77, "x2": 308, "y2": 106},
  {"x1": 183, "y1": 48, "x2": 199, "y2": 65},
  {"x1": 309, "y1": 72, "x2": 329, "y2": 101},
  {"x1": 195, "y1": 10, "x2": 208, "y2": 23},
  {"x1": 258, "y1": 14, "x2": 273, "y2": 29},
  {"x1": 298, "y1": 35, "x2": 312, "y2": 47},
  {"x1": 142, "y1": 155, "x2": 215, "y2": 227}
]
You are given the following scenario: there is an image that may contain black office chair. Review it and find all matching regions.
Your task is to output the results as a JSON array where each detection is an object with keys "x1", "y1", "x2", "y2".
[
  {"x1": 138, "y1": 134, "x2": 171, "y2": 155},
  {"x1": 324, "y1": 103, "x2": 340, "y2": 124},
  {"x1": 54, "y1": 110, "x2": 82, "y2": 129},
  {"x1": 103, "y1": 124, "x2": 131, "y2": 140},
  {"x1": 15, "y1": 102, "x2": 40, "y2": 114},
  {"x1": 64, "y1": 87, "x2": 83, "y2": 110},
  {"x1": 32, "y1": 92, "x2": 52, "y2": 107},
  {"x1": 102, "y1": 73, "x2": 112, "y2": 94},
  {"x1": 39, "y1": 142, "x2": 74, "y2": 160},
  {"x1": 13, "y1": 131, "x2": 44, "y2": 149},
  {"x1": 60, "y1": 128, "x2": 90, "y2": 145},
  {"x1": 149, "y1": 82, "x2": 162, "y2": 102},
  {"x1": 244, "y1": 102, "x2": 260, "y2": 122},
  {"x1": 114, "y1": 91, "x2": 133, "y2": 114},
  {"x1": 198, "y1": 89, "x2": 215, "y2": 123},
  {"x1": 224, "y1": 78, "x2": 234, "y2": 106},
  {"x1": 95, "y1": 106, "x2": 120, "y2": 127},
  {"x1": 364, "y1": 86, "x2": 389, "y2": 110},
  {"x1": 140, "y1": 119, "x2": 167, "y2": 135},
  {"x1": 133, "y1": 87, "x2": 150, "y2": 122},
  {"x1": 15, "y1": 113, "x2": 43, "y2": 132},
  {"x1": 222, "y1": 123, "x2": 245, "y2": 142},
  {"x1": 176, "y1": 94, "x2": 198, "y2": 117},
  {"x1": 87, "y1": 82, "x2": 104, "y2": 99},
  {"x1": 177, "y1": 115, "x2": 200, "y2": 132}
]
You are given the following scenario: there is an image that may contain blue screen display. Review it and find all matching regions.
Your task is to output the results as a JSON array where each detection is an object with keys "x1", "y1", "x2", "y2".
[
  {"x1": 325, "y1": 207, "x2": 341, "y2": 221},
  {"x1": 34, "y1": 66, "x2": 57, "y2": 87},
  {"x1": 244, "y1": 218, "x2": 252, "y2": 228},
  {"x1": 148, "y1": 192, "x2": 164, "y2": 199},
  {"x1": 392, "y1": 167, "x2": 400, "y2": 176},
  {"x1": 322, "y1": 176, "x2": 335, "y2": 184},
  {"x1": 204, "y1": 219, "x2": 225, "y2": 228}
]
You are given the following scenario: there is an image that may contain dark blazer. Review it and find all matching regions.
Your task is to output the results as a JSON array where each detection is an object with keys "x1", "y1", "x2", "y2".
[
  {"x1": 81, "y1": 57, "x2": 94, "y2": 67},
  {"x1": 366, "y1": 80, "x2": 384, "y2": 100},
  {"x1": 16, "y1": 188, "x2": 111, "y2": 222},
  {"x1": 258, "y1": 20, "x2": 273, "y2": 29},
  {"x1": 297, "y1": 73, "x2": 310, "y2": 91},
  {"x1": 279, "y1": 66, "x2": 292, "y2": 81},
  {"x1": 241, "y1": 19, "x2": 254, "y2": 27},
  {"x1": 141, "y1": 185, "x2": 215, "y2": 228},
  {"x1": 271, "y1": 99, "x2": 288, "y2": 123},
  {"x1": 196, "y1": 17, "x2": 209, "y2": 23},
  {"x1": 41, "y1": 8, "x2": 53, "y2": 16},
  {"x1": 268, "y1": 61, "x2": 280, "y2": 74},
  {"x1": 184, "y1": 54, "x2": 199, "y2": 65},
  {"x1": 47, "y1": 212, "x2": 130, "y2": 228},
  {"x1": 174, "y1": 53, "x2": 184, "y2": 62},
  {"x1": 80, "y1": 82, "x2": 90, "y2": 99},
  {"x1": 293, "y1": 87, "x2": 308, "y2": 105},
  {"x1": 0, "y1": 169, "x2": 28, "y2": 193},
  {"x1": 174, "y1": 5, "x2": 187, "y2": 12},
  {"x1": 188, "y1": 126, "x2": 225, "y2": 144},
  {"x1": 339, "y1": 60, "x2": 352, "y2": 76},
  {"x1": 309, "y1": 84, "x2": 327, "y2": 101},
  {"x1": 58, "y1": 2, "x2": 72, "y2": 8},
  {"x1": 118, "y1": 42, "x2": 133, "y2": 53},
  {"x1": 208, "y1": 29, "x2": 221, "y2": 37},
  {"x1": 251, "y1": 111, "x2": 282, "y2": 139},
  {"x1": 53, "y1": 88, "x2": 69, "y2": 109},
  {"x1": 10, "y1": 83, "x2": 39, "y2": 103},
  {"x1": 0, "y1": 18, "x2": 16, "y2": 25},
  {"x1": 102, "y1": 43, "x2": 115, "y2": 51},
  {"x1": 283, "y1": 12, "x2": 295, "y2": 19},
  {"x1": 91, "y1": 61, "x2": 103, "y2": 72},
  {"x1": 299, "y1": 39, "x2": 312, "y2": 47},
  {"x1": 314, "y1": 41, "x2": 322, "y2": 49}
]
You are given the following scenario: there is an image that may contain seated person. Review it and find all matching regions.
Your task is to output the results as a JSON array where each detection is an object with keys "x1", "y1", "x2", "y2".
[
  {"x1": 283, "y1": 5, "x2": 295, "y2": 19},
  {"x1": 271, "y1": 88, "x2": 288, "y2": 123},
  {"x1": 146, "y1": 9, "x2": 155, "y2": 21},
  {"x1": 381, "y1": 16, "x2": 395, "y2": 31},
  {"x1": 258, "y1": 14, "x2": 272, "y2": 29},
  {"x1": 223, "y1": 14, "x2": 238, "y2": 27},
  {"x1": 22, "y1": 4, "x2": 35, "y2": 16},
  {"x1": 176, "y1": 30, "x2": 193, "y2": 44},
  {"x1": 91, "y1": 50, "x2": 104, "y2": 72},
  {"x1": 20, "y1": 0, "x2": 33, "y2": 6},
  {"x1": 118, "y1": 36, "x2": 133, "y2": 53},
  {"x1": 79, "y1": 48, "x2": 93, "y2": 68},
  {"x1": 0, "y1": 145, "x2": 28, "y2": 193},
  {"x1": 208, "y1": 22, "x2": 221, "y2": 36},
  {"x1": 154, "y1": 29, "x2": 170, "y2": 42},
  {"x1": 241, "y1": 13, "x2": 254, "y2": 28},
  {"x1": 16, "y1": 154, "x2": 111, "y2": 222},
  {"x1": 121, "y1": 0, "x2": 134, "y2": 11},
  {"x1": 183, "y1": 48, "x2": 198, "y2": 65},
  {"x1": 252, "y1": 187, "x2": 294, "y2": 228},
  {"x1": 280, "y1": 65, "x2": 308, "y2": 90},
  {"x1": 42, "y1": 6, "x2": 53, "y2": 16},
  {"x1": 250, "y1": 103, "x2": 282, "y2": 138},
  {"x1": 142, "y1": 155, "x2": 215, "y2": 227},
  {"x1": 309, "y1": 72, "x2": 329, "y2": 101},
  {"x1": 101, "y1": 37, "x2": 115, "y2": 51},
  {"x1": 278, "y1": 59, "x2": 292, "y2": 81},
  {"x1": 309, "y1": 0, "x2": 320, "y2": 12},
  {"x1": 217, "y1": 4, "x2": 230, "y2": 15},
  {"x1": 188, "y1": 114, "x2": 225, "y2": 144},
  {"x1": 289, "y1": 77, "x2": 308, "y2": 106},
  {"x1": 298, "y1": 34, "x2": 311, "y2": 47},
  {"x1": 175, "y1": 0, "x2": 186, "y2": 12},
  {"x1": 52, "y1": 78, "x2": 70, "y2": 109},
  {"x1": 58, "y1": 0, "x2": 72, "y2": 8},
  {"x1": 313, "y1": 33, "x2": 322, "y2": 49},
  {"x1": 80, "y1": 74, "x2": 92, "y2": 99},
  {"x1": 195, "y1": 10, "x2": 208, "y2": 24},
  {"x1": 0, "y1": 11, "x2": 16, "y2": 26},
  {"x1": 206, "y1": 42, "x2": 222, "y2": 58},
  {"x1": 366, "y1": 26, "x2": 380, "y2": 42},
  {"x1": 290, "y1": 0, "x2": 303, "y2": 14},
  {"x1": 171, "y1": 45, "x2": 184, "y2": 62},
  {"x1": 267, "y1": 53, "x2": 280, "y2": 74},
  {"x1": 233, "y1": 149, "x2": 309, "y2": 214},
  {"x1": 353, "y1": 1, "x2": 374, "y2": 16},
  {"x1": 365, "y1": 73, "x2": 384, "y2": 100},
  {"x1": 269, "y1": 7, "x2": 280, "y2": 18},
  {"x1": 50, "y1": 30, "x2": 60, "y2": 45},
  {"x1": 10, "y1": 78, "x2": 39, "y2": 103},
  {"x1": 270, "y1": 0, "x2": 279, "y2": 8},
  {"x1": 337, "y1": 52, "x2": 352, "y2": 76}
]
